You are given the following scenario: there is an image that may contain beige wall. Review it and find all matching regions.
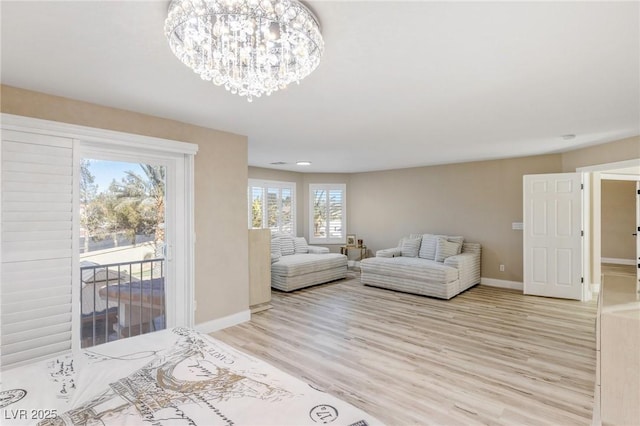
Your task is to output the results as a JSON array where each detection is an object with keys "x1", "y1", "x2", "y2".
[
  {"x1": 561, "y1": 136, "x2": 640, "y2": 172},
  {"x1": 1, "y1": 85, "x2": 249, "y2": 325},
  {"x1": 349, "y1": 155, "x2": 563, "y2": 282},
  {"x1": 601, "y1": 180, "x2": 636, "y2": 260}
]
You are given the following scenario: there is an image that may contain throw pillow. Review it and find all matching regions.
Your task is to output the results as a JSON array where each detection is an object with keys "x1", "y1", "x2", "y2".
[
  {"x1": 270, "y1": 238, "x2": 281, "y2": 263},
  {"x1": 418, "y1": 234, "x2": 442, "y2": 260},
  {"x1": 293, "y1": 237, "x2": 309, "y2": 254},
  {"x1": 435, "y1": 236, "x2": 462, "y2": 262},
  {"x1": 398, "y1": 233, "x2": 423, "y2": 248},
  {"x1": 279, "y1": 235, "x2": 295, "y2": 256},
  {"x1": 400, "y1": 236, "x2": 422, "y2": 257},
  {"x1": 446, "y1": 236, "x2": 465, "y2": 254}
]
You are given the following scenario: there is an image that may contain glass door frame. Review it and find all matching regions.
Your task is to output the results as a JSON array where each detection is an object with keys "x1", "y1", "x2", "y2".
[{"x1": 74, "y1": 140, "x2": 195, "y2": 351}]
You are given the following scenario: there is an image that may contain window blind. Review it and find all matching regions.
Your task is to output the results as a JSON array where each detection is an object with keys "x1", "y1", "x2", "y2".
[
  {"x1": 309, "y1": 183, "x2": 346, "y2": 244},
  {"x1": 248, "y1": 179, "x2": 296, "y2": 234},
  {"x1": 1, "y1": 130, "x2": 74, "y2": 369},
  {"x1": 328, "y1": 189, "x2": 344, "y2": 239}
]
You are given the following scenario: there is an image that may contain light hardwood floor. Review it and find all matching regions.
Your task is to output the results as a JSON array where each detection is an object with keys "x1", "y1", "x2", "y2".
[
  {"x1": 213, "y1": 274, "x2": 598, "y2": 425},
  {"x1": 601, "y1": 263, "x2": 635, "y2": 278}
]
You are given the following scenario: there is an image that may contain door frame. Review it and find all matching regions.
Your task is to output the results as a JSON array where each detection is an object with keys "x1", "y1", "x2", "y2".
[
  {"x1": 78, "y1": 144, "x2": 183, "y2": 337},
  {"x1": 577, "y1": 159, "x2": 640, "y2": 293}
]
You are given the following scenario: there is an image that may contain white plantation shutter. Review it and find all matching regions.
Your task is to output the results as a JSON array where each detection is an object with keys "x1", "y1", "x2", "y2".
[
  {"x1": 328, "y1": 189, "x2": 344, "y2": 239},
  {"x1": 249, "y1": 186, "x2": 264, "y2": 228},
  {"x1": 309, "y1": 183, "x2": 346, "y2": 244},
  {"x1": 280, "y1": 187, "x2": 293, "y2": 234},
  {"x1": 248, "y1": 179, "x2": 296, "y2": 234},
  {"x1": 1, "y1": 130, "x2": 74, "y2": 368},
  {"x1": 266, "y1": 187, "x2": 279, "y2": 229}
]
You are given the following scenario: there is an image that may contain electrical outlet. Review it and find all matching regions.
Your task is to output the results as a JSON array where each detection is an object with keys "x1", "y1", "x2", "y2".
[{"x1": 499, "y1": 264, "x2": 505, "y2": 272}]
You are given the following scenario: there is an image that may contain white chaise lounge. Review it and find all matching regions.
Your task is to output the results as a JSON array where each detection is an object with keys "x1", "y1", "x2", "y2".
[
  {"x1": 270, "y1": 235, "x2": 348, "y2": 292},
  {"x1": 360, "y1": 234, "x2": 481, "y2": 299}
]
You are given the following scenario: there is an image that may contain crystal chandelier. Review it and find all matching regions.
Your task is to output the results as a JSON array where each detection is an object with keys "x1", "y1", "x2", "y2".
[{"x1": 165, "y1": 0, "x2": 324, "y2": 102}]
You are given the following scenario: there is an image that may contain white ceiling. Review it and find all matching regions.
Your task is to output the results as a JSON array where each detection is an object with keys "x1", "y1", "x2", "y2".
[{"x1": 1, "y1": 1, "x2": 638, "y2": 173}]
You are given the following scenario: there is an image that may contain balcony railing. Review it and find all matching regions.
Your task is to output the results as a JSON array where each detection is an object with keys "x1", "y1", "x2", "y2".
[{"x1": 80, "y1": 258, "x2": 165, "y2": 348}]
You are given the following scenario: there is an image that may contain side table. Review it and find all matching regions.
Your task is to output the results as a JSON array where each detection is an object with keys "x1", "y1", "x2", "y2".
[{"x1": 340, "y1": 246, "x2": 368, "y2": 262}]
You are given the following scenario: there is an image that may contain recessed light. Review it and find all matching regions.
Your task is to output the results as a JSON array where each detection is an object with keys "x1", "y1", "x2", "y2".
[
  {"x1": 296, "y1": 161, "x2": 311, "y2": 166},
  {"x1": 561, "y1": 134, "x2": 576, "y2": 140}
]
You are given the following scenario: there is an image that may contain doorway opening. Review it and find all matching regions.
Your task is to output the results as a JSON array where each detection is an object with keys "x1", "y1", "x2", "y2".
[{"x1": 577, "y1": 159, "x2": 640, "y2": 293}]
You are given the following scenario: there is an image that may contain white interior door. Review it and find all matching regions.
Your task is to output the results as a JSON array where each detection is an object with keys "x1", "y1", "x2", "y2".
[{"x1": 524, "y1": 173, "x2": 584, "y2": 300}]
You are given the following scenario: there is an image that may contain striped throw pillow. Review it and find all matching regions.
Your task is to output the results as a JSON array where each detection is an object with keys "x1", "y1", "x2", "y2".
[
  {"x1": 400, "y1": 236, "x2": 422, "y2": 257},
  {"x1": 435, "y1": 237, "x2": 462, "y2": 262},
  {"x1": 446, "y1": 236, "x2": 464, "y2": 253},
  {"x1": 418, "y1": 234, "x2": 442, "y2": 260},
  {"x1": 280, "y1": 235, "x2": 295, "y2": 256},
  {"x1": 293, "y1": 237, "x2": 309, "y2": 254}
]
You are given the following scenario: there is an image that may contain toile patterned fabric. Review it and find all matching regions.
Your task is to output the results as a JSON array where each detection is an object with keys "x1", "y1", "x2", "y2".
[{"x1": 0, "y1": 328, "x2": 382, "y2": 426}]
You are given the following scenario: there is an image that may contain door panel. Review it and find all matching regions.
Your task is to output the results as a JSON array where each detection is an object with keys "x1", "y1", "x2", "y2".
[
  {"x1": 524, "y1": 173, "x2": 583, "y2": 300},
  {"x1": 556, "y1": 249, "x2": 573, "y2": 285}
]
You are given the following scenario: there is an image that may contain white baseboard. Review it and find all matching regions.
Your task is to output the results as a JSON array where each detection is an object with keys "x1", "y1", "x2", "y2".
[
  {"x1": 601, "y1": 257, "x2": 635, "y2": 266},
  {"x1": 194, "y1": 309, "x2": 250, "y2": 334},
  {"x1": 480, "y1": 277, "x2": 523, "y2": 291}
]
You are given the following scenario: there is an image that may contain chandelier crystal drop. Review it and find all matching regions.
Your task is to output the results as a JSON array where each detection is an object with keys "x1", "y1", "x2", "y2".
[{"x1": 165, "y1": 0, "x2": 324, "y2": 102}]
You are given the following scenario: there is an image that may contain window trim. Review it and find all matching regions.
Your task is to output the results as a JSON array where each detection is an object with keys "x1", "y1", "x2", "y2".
[
  {"x1": 248, "y1": 178, "x2": 296, "y2": 235},
  {"x1": 308, "y1": 183, "x2": 347, "y2": 245}
]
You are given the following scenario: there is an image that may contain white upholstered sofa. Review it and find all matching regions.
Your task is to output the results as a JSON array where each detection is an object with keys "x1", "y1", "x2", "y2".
[
  {"x1": 360, "y1": 234, "x2": 481, "y2": 299},
  {"x1": 270, "y1": 235, "x2": 348, "y2": 292}
]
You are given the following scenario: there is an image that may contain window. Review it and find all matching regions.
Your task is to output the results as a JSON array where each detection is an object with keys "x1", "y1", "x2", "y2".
[
  {"x1": 248, "y1": 179, "x2": 296, "y2": 234},
  {"x1": 309, "y1": 184, "x2": 346, "y2": 244}
]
